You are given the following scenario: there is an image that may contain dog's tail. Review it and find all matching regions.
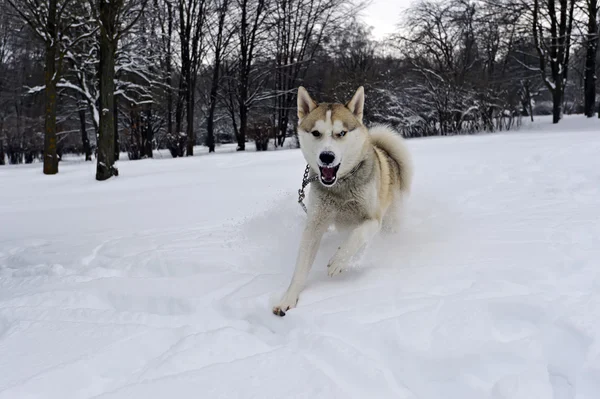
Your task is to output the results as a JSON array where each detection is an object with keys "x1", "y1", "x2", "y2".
[{"x1": 369, "y1": 124, "x2": 414, "y2": 194}]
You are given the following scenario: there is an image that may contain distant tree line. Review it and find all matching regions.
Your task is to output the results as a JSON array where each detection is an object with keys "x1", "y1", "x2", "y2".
[{"x1": 0, "y1": 0, "x2": 598, "y2": 177}]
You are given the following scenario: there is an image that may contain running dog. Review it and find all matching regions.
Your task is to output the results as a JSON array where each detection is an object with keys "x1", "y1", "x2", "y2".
[{"x1": 273, "y1": 86, "x2": 413, "y2": 316}]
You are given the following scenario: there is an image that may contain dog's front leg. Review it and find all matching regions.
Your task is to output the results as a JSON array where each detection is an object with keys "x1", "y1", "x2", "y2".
[
  {"x1": 328, "y1": 218, "x2": 380, "y2": 276},
  {"x1": 272, "y1": 213, "x2": 329, "y2": 317}
]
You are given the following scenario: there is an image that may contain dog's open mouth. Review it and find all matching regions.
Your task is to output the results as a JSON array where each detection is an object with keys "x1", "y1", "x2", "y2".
[{"x1": 319, "y1": 164, "x2": 340, "y2": 186}]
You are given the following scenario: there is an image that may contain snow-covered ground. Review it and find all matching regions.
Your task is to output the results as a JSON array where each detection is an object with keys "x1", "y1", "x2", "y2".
[{"x1": 1, "y1": 115, "x2": 599, "y2": 399}]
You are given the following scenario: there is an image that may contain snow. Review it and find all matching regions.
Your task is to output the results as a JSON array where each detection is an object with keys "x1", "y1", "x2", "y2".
[
  {"x1": 26, "y1": 85, "x2": 46, "y2": 94},
  {"x1": 1, "y1": 115, "x2": 600, "y2": 399},
  {"x1": 545, "y1": 77, "x2": 557, "y2": 90},
  {"x1": 57, "y1": 79, "x2": 100, "y2": 129}
]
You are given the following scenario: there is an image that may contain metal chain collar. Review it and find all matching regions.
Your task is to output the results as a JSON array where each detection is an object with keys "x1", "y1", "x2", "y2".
[{"x1": 298, "y1": 164, "x2": 318, "y2": 213}]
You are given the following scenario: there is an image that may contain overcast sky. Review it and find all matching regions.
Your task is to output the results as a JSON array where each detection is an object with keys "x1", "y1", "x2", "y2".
[{"x1": 362, "y1": 0, "x2": 412, "y2": 39}]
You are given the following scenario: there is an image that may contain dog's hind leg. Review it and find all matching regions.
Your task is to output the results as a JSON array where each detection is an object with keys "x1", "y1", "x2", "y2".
[
  {"x1": 327, "y1": 218, "x2": 380, "y2": 276},
  {"x1": 273, "y1": 213, "x2": 330, "y2": 316}
]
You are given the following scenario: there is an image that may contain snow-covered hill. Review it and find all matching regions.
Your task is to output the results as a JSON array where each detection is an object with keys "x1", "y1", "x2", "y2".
[{"x1": 1, "y1": 116, "x2": 599, "y2": 399}]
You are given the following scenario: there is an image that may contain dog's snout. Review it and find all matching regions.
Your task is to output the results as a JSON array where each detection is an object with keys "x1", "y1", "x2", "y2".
[{"x1": 319, "y1": 151, "x2": 335, "y2": 165}]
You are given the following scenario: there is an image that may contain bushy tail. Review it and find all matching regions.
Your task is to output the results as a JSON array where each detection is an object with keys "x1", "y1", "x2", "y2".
[{"x1": 369, "y1": 124, "x2": 414, "y2": 194}]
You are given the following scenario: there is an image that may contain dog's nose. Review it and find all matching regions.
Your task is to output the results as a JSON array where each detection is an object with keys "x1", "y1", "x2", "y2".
[{"x1": 319, "y1": 151, "x2": 335, "y2": 165}]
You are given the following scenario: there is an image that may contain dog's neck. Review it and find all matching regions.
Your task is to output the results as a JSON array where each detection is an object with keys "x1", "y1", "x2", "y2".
[{"x1": 339, "y1": 160, "x2": 365, "y2": 182}]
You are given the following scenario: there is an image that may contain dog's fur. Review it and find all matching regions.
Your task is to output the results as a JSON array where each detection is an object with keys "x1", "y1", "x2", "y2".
[{"x1": 272, "y1": 86, "x2": 413, "y2": 316}]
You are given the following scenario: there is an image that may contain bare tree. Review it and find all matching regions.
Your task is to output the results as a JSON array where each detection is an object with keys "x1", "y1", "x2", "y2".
[
  {"x1": 271, "y1": 0, "x2": 359, "y2": 147},
  {"x1": 0, "y1": 1, "x2": 10, "y2": 165},
  {"x1": 77, "y1": 96, "x2": 93, "y2": 160},
  {"x1": 6, "y1": 0, "x2": 85, "y2": 174},
  {"x1": 154, "y1": 0, "x2": 175, "y2": 150},
  {"x1": 235, "y1": 0, "x2": 268, "y2": 151},
  {"x1": 530, "y1": 0, "x2": 577, "y2": 123},
  {"x1": 89, "y1": 0, "x2": 148, "y2": 180},
  {"x1": 583, "y1": 0, "x2": 599, "y2": 117},
  {"x1": 206, "y1": 0, "x2": 233, "y2": 153},
  {"x1": 4, "y1": 0, "x2": 592, "y2": 166},
  {"x1": 176, "y1": 0, "x2": 209, "y2": 157},
  {"x1": 220, "y1": 59, "x2": 241, "y2": 142}
]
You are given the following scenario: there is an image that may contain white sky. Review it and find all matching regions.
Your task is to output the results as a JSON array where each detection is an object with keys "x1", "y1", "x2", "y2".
[{"x1": 361, "y1": 0, "x2": 413, "y2": 39}]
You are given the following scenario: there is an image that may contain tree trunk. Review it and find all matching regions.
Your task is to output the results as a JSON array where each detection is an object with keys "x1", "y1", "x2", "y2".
[
  {"x1": 206, "y1": 92, "x2": 217, "y2": 152},
  {"x1": 43, "y1": 0, "x2": 59, "y2": 175},
  {"x1": 238, "y1": 100, "x2": 247, "y2": 151},
  {"x1": 186, "y1": 82, "x2": 195, "y2": 156},
  {"x1": 206, "y1": 65, "x2": 219, "y2": 152},
  {"x1": 144, "y1": 107, "x2": 153, "y2": 157},
  {"x1": 237, "y1": 67, "x2": 247, "y2": 151},
  {"x1": 236, "y1": 64, "x2": 247, "y2": 151},
  {"x1": 226, "y1": 84, "x2": 239, "y2": 141},
  {"x1": 96, "y1": 1, "x2": 118, "y2": 181},
  {"x1": 114, "y1": 93, "x2": 120, "y2": 160},
  {"x1": 78, "y1": 106, "x2": 92, "y2": 161},
  {"x1": 166, "y1": 1, "x2": 173, "y2": 146},
  {"x1": 177, "y1": 0, "x2": 204, "y2": 157},
  {"x1": 0, "y1": 133, "x2": 5, "y2": 165},
  {"x1": 552, "y1": 89, "x2": 562, "y2": 124},
  {"x1": 277, "y1": 111, "x2": 288, "y2": 147},
  {"x1": 520, "y1": 80, "x2": 534, "y2": 122},
  {"x1": 175, "y1": 0, "x2": 190, "y2": 158},
  {"x1": 528, "y1": 97, "x2": 534, "y2": 122},
  {"x1": 205, "y1": 0, "x2": 228, "y2": 153},
  {"x1": 237, "y1": 0, "x2": 250, "y2": 152},
  {"x1": 532, "y1": 0, "x2": 576, "y2": 125},
  {"x1": 584, "y1": 0, "x2": 598, "y2": 118},
  {"x1": 206, "y1": 53, "x2": 223, "y2": 154},
  {"x1": 172, "y1": 77, "x2": 185, "y2": 157}
]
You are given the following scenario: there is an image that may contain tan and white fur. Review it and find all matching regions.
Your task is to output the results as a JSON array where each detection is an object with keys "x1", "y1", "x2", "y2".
[{"x1": 272, "y1": 86, "x2": 413, "y2": 316}]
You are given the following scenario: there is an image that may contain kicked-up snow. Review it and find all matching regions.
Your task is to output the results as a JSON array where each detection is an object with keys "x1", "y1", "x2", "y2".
[{"x1": 1, "y1": 116, "x2": 599, "y2": 398}]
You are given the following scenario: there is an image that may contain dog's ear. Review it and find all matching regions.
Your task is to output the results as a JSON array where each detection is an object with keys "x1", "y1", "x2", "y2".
[
  {"x1": 297, "y1": 86, "x2": 316, "y2": 120},
  {"x1": 346, "y1": 86, "x2": 365, "y2": 123}
]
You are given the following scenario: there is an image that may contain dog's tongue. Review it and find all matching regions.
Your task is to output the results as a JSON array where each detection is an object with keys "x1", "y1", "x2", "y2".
[{"x1": 321, "y1": 167, "x2": 336, "y2": 181}]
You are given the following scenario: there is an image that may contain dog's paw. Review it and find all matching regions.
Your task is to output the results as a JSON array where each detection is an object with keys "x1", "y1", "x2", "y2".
[
  {"x1": 272, "y1": 294, "x2": 299, "y2": 317},
  {"x1": 327, "y1": 258, "x2": 345, "y2": 277}
]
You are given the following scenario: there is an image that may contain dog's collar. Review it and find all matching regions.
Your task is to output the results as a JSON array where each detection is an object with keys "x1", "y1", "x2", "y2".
[
  {"x1": 339, "y1": 160, "x2": 364, "y2": 182},
  {"x1": 298, "y1": 165, "x2": 319, "y2": 213}
]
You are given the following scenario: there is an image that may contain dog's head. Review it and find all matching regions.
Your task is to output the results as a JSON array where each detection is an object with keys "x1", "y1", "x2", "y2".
[{"x1": 296, "y1": 86, "x2": 369, "y2": 187}]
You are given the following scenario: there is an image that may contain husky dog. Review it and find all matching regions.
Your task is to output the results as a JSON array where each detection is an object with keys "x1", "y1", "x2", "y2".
[{"x1": 272, "y1": 86, "x2": 414, "y2": 316}]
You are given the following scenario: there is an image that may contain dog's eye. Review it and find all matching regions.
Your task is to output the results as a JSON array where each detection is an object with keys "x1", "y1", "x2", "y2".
[
  {"x1": 311, "y1": 130, "x2": 321, "y2": 137},
  {"x1": 338, "y1": 131, "x2": 347, "y2": 137}
]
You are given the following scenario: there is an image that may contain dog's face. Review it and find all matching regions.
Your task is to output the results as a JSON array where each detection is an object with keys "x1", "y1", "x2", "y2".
[{"x1": 297, "y1": 86, "x2": 368, "y2": 187}]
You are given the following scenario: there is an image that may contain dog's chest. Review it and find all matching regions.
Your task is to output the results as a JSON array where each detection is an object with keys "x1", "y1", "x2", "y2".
[
  {"x1": 315, "y1": 182, "x2": 378, "y2": 227},
  {"x1": 333, "y1": 203, "x2": 370, "y2": 227}
]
